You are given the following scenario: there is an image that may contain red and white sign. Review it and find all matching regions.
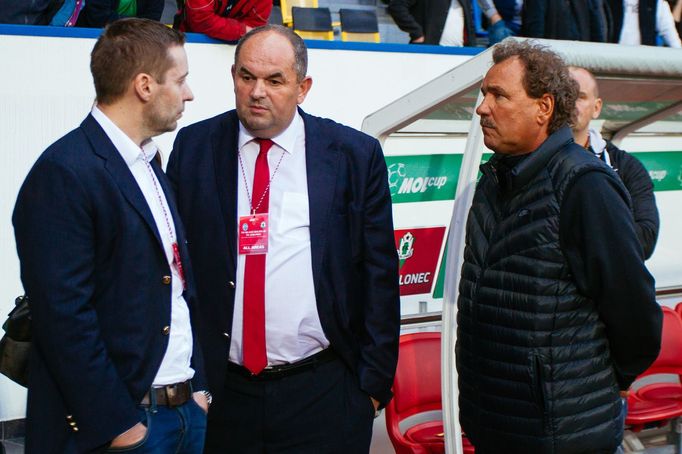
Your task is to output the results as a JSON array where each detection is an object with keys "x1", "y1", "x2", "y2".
[{"x1": 394, "y1": 227, "x2": 446, "y2": 296}]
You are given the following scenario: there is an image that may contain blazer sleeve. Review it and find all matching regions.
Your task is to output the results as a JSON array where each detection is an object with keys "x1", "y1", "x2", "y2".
[
  {"x1": 612, "y1": 148, "x2": 660, "y2": 259},
  {"x1": 13, "y1": 156, "x2": 139, "y2": 451},
  {"x1": 387, "y1": 0, "x2": 423, "y2": 41},
  {"x1": 357, "y1": 139, "x2": 401, "y2": 407}
]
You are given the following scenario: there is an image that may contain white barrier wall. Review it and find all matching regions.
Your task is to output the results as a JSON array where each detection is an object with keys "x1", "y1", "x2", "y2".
[{"x1": 0, "y1": 30, "x2": 472, "y2": 421}]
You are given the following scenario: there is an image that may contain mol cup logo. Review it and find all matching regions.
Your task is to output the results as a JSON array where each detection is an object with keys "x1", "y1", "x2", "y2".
[
  {"x1": 385, "y1": 155, "x2": 461, "y2": 203},
  {"x1": 388, "y1": 163, "x2": 447, "y2": 196},
  {"x1": 632, "y1": 151, "x2": 682, "y2": 192},
  {"x1": 394, "y1": 227, "x2": 446, "y2": 296}
]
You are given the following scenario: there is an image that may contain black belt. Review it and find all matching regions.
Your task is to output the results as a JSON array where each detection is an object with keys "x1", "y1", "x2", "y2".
[
  {"x1": 141, "y1": 380, "x2": 192, "y2": 407},
  {"x1": 227, "y1": 348, "x2": 337, "y2": 381}
]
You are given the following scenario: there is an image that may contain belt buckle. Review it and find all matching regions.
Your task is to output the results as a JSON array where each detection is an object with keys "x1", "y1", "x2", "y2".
[{"x1": 166, "y1": 383, "x2": 178, "y2": 407}]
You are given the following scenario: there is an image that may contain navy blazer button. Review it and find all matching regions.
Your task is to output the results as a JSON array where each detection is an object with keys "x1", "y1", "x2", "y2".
[
  {"x1": 228, "y1": 281, "x2": 235, "y2": 289},
  {"x1": 162, "y1": 276, "x2": 171, "y2": 285},
  {"x1": 223, "y1": 332, "x2": 230, "y2": 338},
  {"x1": 163, "y1": 326, "x2": 171, "y2": 335},
  {"x1": 72, "y1": 426, "x2": 79, "y2": 432}
]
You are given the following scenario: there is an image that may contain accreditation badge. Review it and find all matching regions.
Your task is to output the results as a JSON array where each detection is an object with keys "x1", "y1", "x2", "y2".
[{"x1": 238, "y1": 213, "x2": 269, "y2": 255}]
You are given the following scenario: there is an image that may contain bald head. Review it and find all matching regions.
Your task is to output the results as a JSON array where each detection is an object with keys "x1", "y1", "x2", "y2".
[{"x1": 569, "y1": 66, "x2": 603, "y2": 146}]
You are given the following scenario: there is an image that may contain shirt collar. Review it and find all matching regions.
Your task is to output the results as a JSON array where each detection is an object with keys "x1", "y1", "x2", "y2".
[
  {"x1": 588, "y1": 127, "x2": 607, "y2": 155},
  {"x1": 91, "y1": 105, "x2": 158, "y2": 167},
  {"x1": 237, "y1": 111, "x2": 303, "y2": 155}
]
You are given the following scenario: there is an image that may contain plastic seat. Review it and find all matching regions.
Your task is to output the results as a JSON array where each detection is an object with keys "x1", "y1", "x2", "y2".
[
  {"x1": 268, "y1": 5, "x2": 283, "y2": 25},
  {"x1": 634, "y1": 306, "x2": 682, "y2": 403},
  {"x1": 386, "y1": 332, "x2": 474, "y2": 453},
  {"x1": 279, "y1": 0, "x2": 318, "y2": 26},
  {"x1": 627, "y1": 307, "x2": 682, "y2": 431},
  {"x1": 291, "y1": 7, "x2": 334, "y2": 41},
  {"x1": 339, "y1": 9, "x2": 380, "y2": 43}
]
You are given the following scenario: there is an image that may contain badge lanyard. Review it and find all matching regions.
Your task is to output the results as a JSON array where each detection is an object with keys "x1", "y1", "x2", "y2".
[
  {"x1": 237, "y1": 142, "x2": 285, "y2": 255},
  {"x1": 140, "y1": 149, "x2": 187, "y2": 290}
]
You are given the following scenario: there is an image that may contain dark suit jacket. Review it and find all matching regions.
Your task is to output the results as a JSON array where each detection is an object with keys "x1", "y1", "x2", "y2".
[
  {"x1": 523, "y1": 0, "x2": 607, "y2": 42},
  {"x1": 167, "y1": 109, "x2": 400, "y2": 411},
  {"x1": 13, "y1": 115, "x2": 206, "y2": 454}
]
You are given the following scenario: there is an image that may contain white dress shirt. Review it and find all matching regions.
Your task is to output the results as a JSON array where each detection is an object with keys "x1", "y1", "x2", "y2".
[
  {"x1": 230, "y1": 112, "x2": 329, "y2": 366},
  {"x1": 439, "y1": 0, "x2": 465, "y2": 46},
  {"x1": 92, "y1": 106, "x2": 194, "y2": 386},
  {"x1": 619, "y1": 0, "x2": 682, "y2": 47}
]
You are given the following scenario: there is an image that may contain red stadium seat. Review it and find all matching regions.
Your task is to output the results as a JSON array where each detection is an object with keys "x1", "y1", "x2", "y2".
[
  {"x1": 675, "y1": 302, "x2": 682, "y2": 318},
  {"x1": 386, "y1": 332, "x2": 475, "y2": 454},
  {"x1": 627, "y1": 306, "x2": 682, "y2": 431}
]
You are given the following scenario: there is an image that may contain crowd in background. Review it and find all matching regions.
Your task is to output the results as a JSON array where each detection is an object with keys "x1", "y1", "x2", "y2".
[
  {"x1": 1, "y1": 0, "x2": 682, "y2": 49},
  {"x1": 390, "y1": 0, "x2": 682, "y2": 48}
]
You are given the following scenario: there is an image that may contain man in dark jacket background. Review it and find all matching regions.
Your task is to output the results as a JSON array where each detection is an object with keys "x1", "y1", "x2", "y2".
[
  {"x1": 569, "y1": 66, "x2": 660, "y2": 259},
  {"x1": 456, "y1": 39, "x2": 662, "y2": 453},
  {"x1": 523, "y1": 0, "x2": 608, "y2": 42},
  {"x1": 76, "y1": 0, "x2": 164, "y2": 28},
  {"x1": 388, "y1": 0, "x2": 476, "y2": 45}
]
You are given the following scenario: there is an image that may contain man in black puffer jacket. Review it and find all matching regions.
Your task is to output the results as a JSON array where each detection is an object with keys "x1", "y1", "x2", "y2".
[{"x1": 457, "y1": 39, "x2": 662, "y2": 453}]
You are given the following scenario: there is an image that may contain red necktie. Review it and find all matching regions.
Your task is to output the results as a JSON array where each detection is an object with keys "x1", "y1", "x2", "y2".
[{"x1": 242, "y1": 138, "x2": 273, "y2": 374}]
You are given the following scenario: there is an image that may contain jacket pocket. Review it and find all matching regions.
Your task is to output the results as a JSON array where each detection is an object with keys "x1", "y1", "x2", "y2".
[{"x1": 529, "y1": 351, "x2": 551, "y2": 435}]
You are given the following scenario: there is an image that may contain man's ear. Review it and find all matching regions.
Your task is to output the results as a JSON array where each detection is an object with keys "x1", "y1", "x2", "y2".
[
  {"x1": 593, "y1": 97, "x2": 603, "y2": 119},
  {"x1": 296, "y1": 76, "x2": 313, "y2": 105},
  {"x1": 537, "y1": 93, "x2": 554, "y2": 126},
  {"x1": 133, "y1": 73, "x2": 154, "y2": 102}
]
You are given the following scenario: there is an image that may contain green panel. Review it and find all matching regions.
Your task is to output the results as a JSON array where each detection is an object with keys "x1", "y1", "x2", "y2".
[
  {"x1": 432, "y1": 240, "x2": 446, "y2": 299},
  {"x1": 385, "y1": 154, "x2": 462, "y2": 203},
  {"x1": 631, "y1": 151, "x2": 682, "y2": 192}
]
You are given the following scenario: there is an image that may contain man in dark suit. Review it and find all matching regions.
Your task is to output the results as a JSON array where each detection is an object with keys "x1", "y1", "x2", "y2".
[
  {"x1": 13, "y1": 18, "x2": 209, "y2": 454},
  {"x1": 167, "y1": 24, "x2": 400, "y2": 453}
]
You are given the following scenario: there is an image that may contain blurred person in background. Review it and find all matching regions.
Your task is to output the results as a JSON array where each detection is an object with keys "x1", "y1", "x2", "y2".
[
  {"x1": 75, "y1": 0, "x2": 164, "y2": 27},
  {"x1": 569, "y1": 66, "x2": 659, "y2": 259},
  {"x1": 388, "y1": 0, "x2": 476, "y2": 45},
  {"x1": 605, "y1": 0, "x2": 681, "y2": 46},
  {"x1": 523, "y1": 0, "x2": 608, "y2": 42},
  {"x1": 477, "y1": 0, "x2": 523, "y2": 44},
  {"x1": 175, "y1": 0, "x2": 272, "y2": 42}
]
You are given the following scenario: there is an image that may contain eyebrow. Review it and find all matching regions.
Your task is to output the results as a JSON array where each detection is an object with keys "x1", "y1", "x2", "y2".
[
  {"x1": 481, "y1": 83, "x2": 508, "y2": 96},
  {"x1": 238, "y1": 66, "x2": 286, "y2": 80}
]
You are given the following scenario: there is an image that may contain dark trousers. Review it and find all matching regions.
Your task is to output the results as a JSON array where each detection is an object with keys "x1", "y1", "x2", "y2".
[
  {"x1": 205, "y1": 356, "x2": 375, "y2": 453},
  {"x1": 105, "y1": 398, "x2": 207, "y2": 454}
]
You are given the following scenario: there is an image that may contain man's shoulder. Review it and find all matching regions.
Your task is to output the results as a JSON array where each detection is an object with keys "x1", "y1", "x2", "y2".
[
  {"x1": 37, "y1": 123, "x2": 92, "y2": 168},
  {"x1": 179, "y1": 111, "x2": 237, "y2": 137},
  {"x1": 301, "y1": 111, "x2": 379, "y2": 147}
]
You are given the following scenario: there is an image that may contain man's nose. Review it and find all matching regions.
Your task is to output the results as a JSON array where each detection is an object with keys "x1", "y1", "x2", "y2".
[
  {"x1": 476, "y1": 96, "x2": 489, "y2": 116},
  {"x1": 184, "y1": 84, "x2": 194, "y2": 102},
  {"x1": 251, "y1": 79, "x2": 266, "y2": 99}
]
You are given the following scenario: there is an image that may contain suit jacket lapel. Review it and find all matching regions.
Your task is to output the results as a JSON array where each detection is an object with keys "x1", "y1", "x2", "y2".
[
  {"x1": 302, "y1": 110, "x2": 340, "y2": 292},
  {"x1": 81, "y1": 114, "x2": 165, "y2": 250},
  {"x1": 213, "y1": 112, "x2": 241, "y2": 267}
]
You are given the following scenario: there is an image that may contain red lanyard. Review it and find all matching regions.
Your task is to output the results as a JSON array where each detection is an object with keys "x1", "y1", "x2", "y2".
[{"x1": 140, "y1": 149, "x2": 187, "y2": 290}]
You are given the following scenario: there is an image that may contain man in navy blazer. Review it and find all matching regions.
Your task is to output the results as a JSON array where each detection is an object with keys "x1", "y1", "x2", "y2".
[
  {"x1": 13, "y1": 19, "x2": 209, "y2": 454},
  {"x1": 167, "y1": 25, "x2": 400, "y2": 453}
]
